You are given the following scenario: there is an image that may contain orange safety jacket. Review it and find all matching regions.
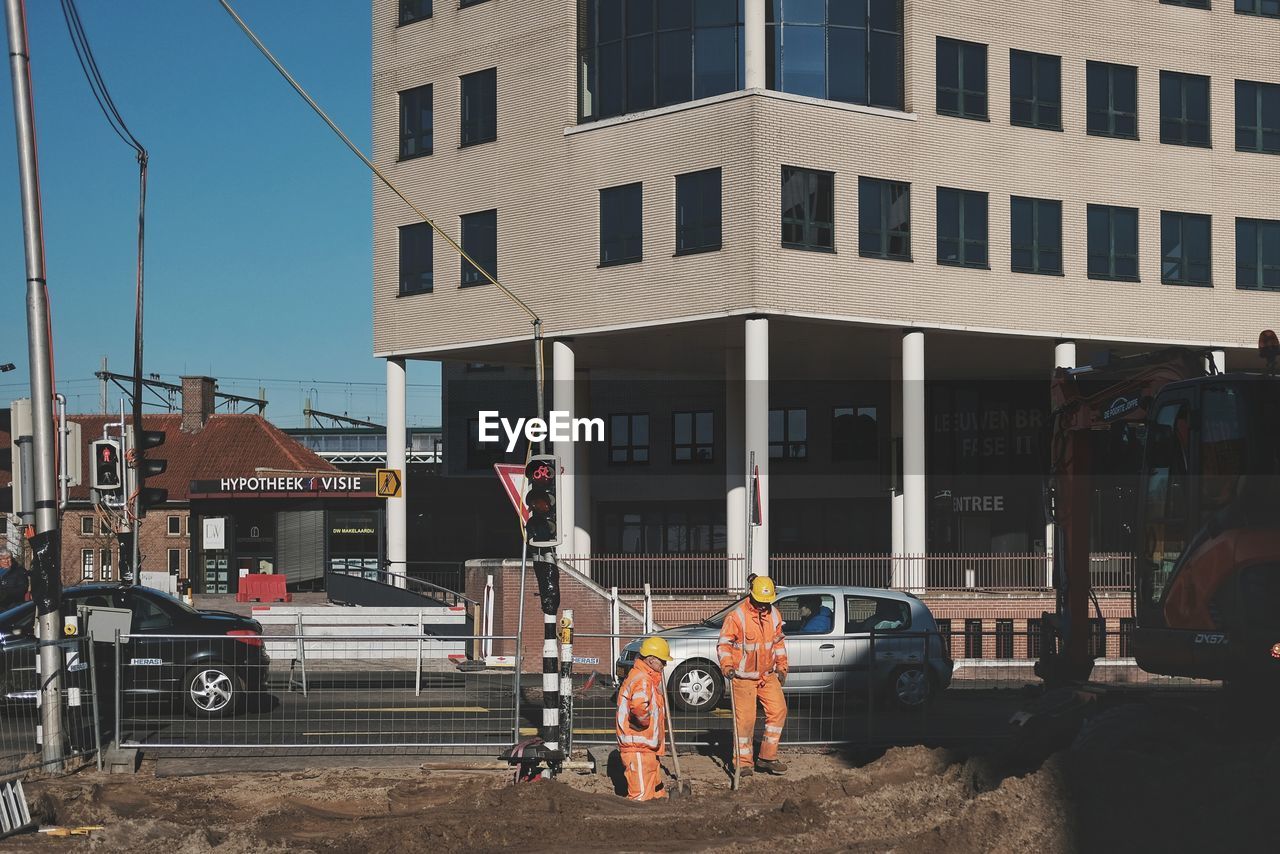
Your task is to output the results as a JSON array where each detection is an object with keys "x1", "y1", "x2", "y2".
[
  {"x1": 717, "y1": 602, "x2": 788, "y2": 681},
  {"x1": 616, "y1": 657, "x2": 667, "y2": 755}
]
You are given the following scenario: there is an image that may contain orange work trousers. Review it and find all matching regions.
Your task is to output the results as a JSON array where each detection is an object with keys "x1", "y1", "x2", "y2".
[
  {"x1": 622, "y1": 750, "x2": 667, "y2": 801},
  {"x1": 730, "y1": 674, "x2": 787, "y2": 768}
]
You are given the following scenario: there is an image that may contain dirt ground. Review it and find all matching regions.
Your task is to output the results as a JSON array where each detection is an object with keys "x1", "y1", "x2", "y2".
[{"x1": 6, "y1": 726, "x2": 1277, "y2": 853}]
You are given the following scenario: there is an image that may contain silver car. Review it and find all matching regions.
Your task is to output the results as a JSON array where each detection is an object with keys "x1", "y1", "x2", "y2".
[{"x1": 615, "y1": 585, "x2": 953, "y2": 713}]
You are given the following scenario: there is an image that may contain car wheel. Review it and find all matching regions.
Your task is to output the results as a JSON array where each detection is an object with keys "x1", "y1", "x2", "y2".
[
  {"x1": 183, "y1": 664, "x2": 242, "y2": 717},
  {"x1": 668, "y1": 660, "x2": 723, "y2": 713},
  {"x1": 887, "y1": 665, "x2": 933, "y2": 710}
]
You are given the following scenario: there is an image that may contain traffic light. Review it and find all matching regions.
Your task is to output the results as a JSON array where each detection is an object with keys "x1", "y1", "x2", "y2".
[
  {"x1": 91, "y1": 439, "x2": 122, "y2": 492},
  {"x1": 134, "y1": 428, "x2": 168, "y2": 517},
  {"x1": 523, "y1": 454, "x2": 560, "y2": 548}
]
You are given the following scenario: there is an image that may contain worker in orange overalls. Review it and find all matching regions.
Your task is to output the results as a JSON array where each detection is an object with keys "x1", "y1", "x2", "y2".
[
  {"x1": 718, "y1": 575, "x2": 788, "y2": 776},
  {"x1": 616, "y1": 636, "x2": 673, "y2": 800}
]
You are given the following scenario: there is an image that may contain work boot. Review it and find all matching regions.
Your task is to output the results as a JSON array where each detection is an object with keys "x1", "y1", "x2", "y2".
[
  {"x1": 736, "y1": 765, "x2": 753, "y2": 778},
  {"x1": 755, "y1": 759, "x2": 787, "y2": 775}
]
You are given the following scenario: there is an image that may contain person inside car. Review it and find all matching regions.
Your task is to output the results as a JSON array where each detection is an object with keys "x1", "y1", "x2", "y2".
[
  {"x1": 796, "y1": 595, "x2": 834, "y2": 634},
  {"x1": 866, "y1": 600, "x2": 904, "y2": 631}
]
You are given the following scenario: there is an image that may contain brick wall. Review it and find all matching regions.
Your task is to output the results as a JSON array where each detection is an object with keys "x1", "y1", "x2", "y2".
[{"x1": 59, "y1": 508, "x2": 191, "y2": 587}]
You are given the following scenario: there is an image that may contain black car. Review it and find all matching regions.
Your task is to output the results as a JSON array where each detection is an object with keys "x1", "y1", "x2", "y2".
[{"x1": 0, "y1": 584, "x2": 268, "y2": 717}]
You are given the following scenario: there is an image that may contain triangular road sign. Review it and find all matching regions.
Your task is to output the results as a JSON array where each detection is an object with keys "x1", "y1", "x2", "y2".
[{"x1": 493, "y1": 463, "x2": 529, "y2": 523}]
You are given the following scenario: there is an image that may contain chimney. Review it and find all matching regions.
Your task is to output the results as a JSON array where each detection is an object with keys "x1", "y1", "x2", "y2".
[{"x1": 181, "y1": 376, "x2": 216, "y2": 433}]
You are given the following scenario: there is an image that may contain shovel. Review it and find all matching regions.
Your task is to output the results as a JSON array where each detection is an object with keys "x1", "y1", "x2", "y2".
[
  {"x1": 727, "y1": 672, "x2": 741, "y2": 791},
  {"x1": 660, "y1": 676, "x2": 692, "y2": 796}
]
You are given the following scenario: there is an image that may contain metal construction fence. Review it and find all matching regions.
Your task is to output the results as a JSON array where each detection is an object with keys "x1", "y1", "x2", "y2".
[
  {"x1": 0, "y1": 637, "x2": 104, "y2": 778},
  {"x1": 565, "y1": 552, "x2": 1135, "y2": 594}
]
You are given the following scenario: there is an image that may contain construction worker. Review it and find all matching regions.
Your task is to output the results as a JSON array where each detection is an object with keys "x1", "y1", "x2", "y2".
[
  {"x1": 616, "y1": 635, "x2": 673, "y2": 801},
  {"x1": 718, "y1": 575, "x2": 788, "y2": 776}
]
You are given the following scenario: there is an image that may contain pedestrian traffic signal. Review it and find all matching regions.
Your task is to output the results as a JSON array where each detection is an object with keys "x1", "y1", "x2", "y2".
[
  {"x1": 523, "y1": 455, "x2": 560, "y2": 548},
  {"x1": 134, "y1": 428, "x2": 167, "y2": 516},
  {"x1": 90, "y1": 439, "x2": 122, "y2": 492}
]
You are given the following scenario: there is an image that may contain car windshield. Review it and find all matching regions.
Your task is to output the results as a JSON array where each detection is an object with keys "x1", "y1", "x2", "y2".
[{"x1": 140, "y1": 588, "x2": 201, "y2": 616}]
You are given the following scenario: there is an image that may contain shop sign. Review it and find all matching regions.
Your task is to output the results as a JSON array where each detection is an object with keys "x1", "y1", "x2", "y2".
[{"x1": 190, "y1": 475, "x2": 374, "y2": 496}]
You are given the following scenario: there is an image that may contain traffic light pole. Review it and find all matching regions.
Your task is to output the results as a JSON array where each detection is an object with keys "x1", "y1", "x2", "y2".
[{"x1": 6, "y1": 0, "x2": 65, "y2": 767}]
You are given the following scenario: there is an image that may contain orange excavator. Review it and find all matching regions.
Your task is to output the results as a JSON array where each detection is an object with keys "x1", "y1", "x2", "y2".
[{"x1": 1036, "y1": 331, "x2": 1280, "y2": 690}]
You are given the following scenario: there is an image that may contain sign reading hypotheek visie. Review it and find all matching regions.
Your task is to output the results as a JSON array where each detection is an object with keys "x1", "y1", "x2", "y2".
[{"x1": 189, "y1": 475, "x2": 374, "y2": 496}]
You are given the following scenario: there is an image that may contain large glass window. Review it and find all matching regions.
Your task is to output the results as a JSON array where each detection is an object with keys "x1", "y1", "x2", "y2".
[
  {"x1": 1162, "y1": 0, "x2": 1210, "y2": 7},
  {"x1": 1236, "y1": 0, "x2": 1280, "y2": 17},
  {"x1": 398, "y1": 84, "x2": 433, "y2": 160},
  {"x1": 460, "y1": 209, "x2": 497, "y2": 287},
  {"x1": 1236, "y1": 79, "x2": 1280, "y2": 154},
  {"x1": 609, "y1": 413, "x2": 650, "y2": 463},
  {"x1": 1087, "y1": 62, "x2": 1138, "y2": 139},
  {"x1": 859, "y1": 177, "x2": 911, "y2": 261},
  {"x1": 673, "y1": 411, "x2": 714, "y2": 462},
  {"x1": 1010, "y1": 49, "x2": 1061, "y2": 130},
  {"x1": 832, "y1": 406, "x2": 877, "y2": 462},
  {"x1": 936, "y1": 187, "x2": 988, "y2": 268},
  {"x1": 398, "y1": 0, "x2": 432, "y2": 25},
  {"x1": 936, "y1": 37, "x2": 987, "y2": 120},
  {"x1": 766, "y1": 0, "x2": 904, "y2": 110},
  {"x1": 1161, "y1": 211, "x2": 1212, "y2": 286},
  {"x1": 1160, "y1": 71, "x2": 1211, "y2": 147},
  {"x1": 1236, "y1": 217, "x2": 1280, "y2": 291},
  {"x1": 398, "y1": 222, "x2": 433, "y2": 296},
  {"x1": 1011, "y1": 196, "x2": 1062, "y2": 275},
  {"x1": 1087, "y1": 204, "x2": 1140, "y2": 281},
  {"x1": 769, "y1": 408, "x2": 807, "y2": 460},
  {"x1": 676, "y1": 168, "x2": 722, "y2": 255},
  {"x1": 578, "y1": 0, "x2": 743, "y2": 122},
  {"x1": 460, "y1": 68, "x2": 497, "y2": 147},
  {"x1": 600, "y1": 183, "x2": 643, "y2": 266},
  {"x1": 781, "y1": 166, "x2": 834, "y2": 251}
]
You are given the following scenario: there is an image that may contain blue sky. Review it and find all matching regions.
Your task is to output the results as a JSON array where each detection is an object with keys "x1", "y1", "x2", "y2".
[{"x1": 0, "y1": 1, "x2": 440, "y2": 427}]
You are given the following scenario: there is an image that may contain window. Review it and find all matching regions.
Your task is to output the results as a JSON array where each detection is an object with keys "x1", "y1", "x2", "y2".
[
  {"x1": 936, "y1": 37, "x2": 987, "y2": 120},
  {"x1": 398, "y1": 222, "x2": 433, "y2": 296},
  {"x1": 80, "y1": 516, "x2": 93, "y2": 535},
  {"x1": 460, "y1": 209, "x2": 497, "y2": 286},
  {"x1": 1026, "y1": 618, "x2": 1042, "y2": 658},
  {"x1": 609, "y1": 414, "x2": 649, "y2": 464},
  {"x1": 769, "y1": 408, "x2": 807, "y2": 460},
  {"x1": 1087, "y1": 204, "x2": 1140, "y2": 281},
  {"x1": 599, "y1": 183, "x2": 643, "y2": 266},
  {"x1": 936, "y1": 187, "x2": 988, "y2": 268},
  {"x1": 100, "y1": 548, "x2": 113, "y2": 581},
  {"x1": 398, "y1": 0, "x2": 432, "y2": 25},
  {"x1": 1161, "y1": 211, "x2": 1212, "y2": 286},
  {"x1": 578, "y1": 0, "x2": 743, "y2": 122},
  {"x1": 1236, "y1": 0, "x2": 1280, "y2": 17},
  {"x1": 1143, "y1": 399, "x2": 1192, "y2": 605},
  {"x1": 995, "y1": 619, "x2": 1014, "y2": 659},
  {"x1": 460, "y1": 68, "x2": 497, "y2": 146},
  {"x1": 832, "y1": 406, "x2": 877, "y2": 462},
  {"x1": 781, "y1": 167, "x2": 834, "y2": 251},
  {"x1": 1163, "y1": 0, "x2": 1210, "y2": 6},
  {"x1": 964, "y1": 618, "x2": 984, "y2": 658},
  {"x1": 765, "y1": 0, "x2": 905, "y2": 110},
  {"x1": 1087, "y1": 62, "x2": 1138, "y2": 139},
  {"x1": 398, "y1": 84, "x2": 432, "y2": 160},
  {"x1": 1160, "y1": 71, "x2": 1211, "y2": 147},
  {"x1": 128, "y1": 595, "x2": 171, "y2": 632},
  {"x1": 81, "y1": 549, "x2": 94, "y2": 580},
  {"x1": 676, "y1": 168, "x2": 722, "y2": 255},
  {"x1": 1089, "y1": 618, "x2": 1107, "y2": 658},
  {"x1": 1009, "y1": 49, "x2": 1061, "y2": 130},
  {"x1": 778, "y1": 593, "x2": 836, "y2": 635},
  {"x1": 1236, "y1": 80, "x2": 1280, "y2": 154},
  {"x1": 859, "y1": 177, "x2": 911, "y2": 261},
  {"x1": 459, "y1": 0, "x2": 489, "y2": 6},
  {"x1": 168, "y1": 549, "x2": 181, "y2": 573},
  {"x1": 1119, "y1": 617, "x2": 1135, "y2": 656},
  {"x1": 936, "y1": 618, "x2": 952, "y2": 656},
  {"x1": 1011, "y1": 196, "x2": 1063, "y2": 275},
  {"x1": 673, "y1": 411, "x2": 714, "y2": 463},
  {"x1": 167, "y1": 515, "x2": 181, "y2": 536},
  {"x1": 844, "y1": 596, "x2": 910, "y2": 633},
  {"x1": 1236, "y1": 217, "x2": 1280, "y2": 290}
]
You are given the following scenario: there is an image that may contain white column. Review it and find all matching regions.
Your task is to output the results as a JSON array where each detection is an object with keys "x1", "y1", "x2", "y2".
[
  {"x1": 1046, "y1": 341, "x2": 1075, "y2": 587},
  {"x1": 726, "y1": 346, "x2": 746, "y2": 591},
  {"x1": 745, "y1": 318, "x2": 770, "y2": 577},
  {"x1": 889, "y1": 351, "x2": 904, "y2": 575},
  {"x1": 1207, "y1": 349, "x2": 1226, "y2": 374},
  {"x1": 744, "y1": 0, "x2": 766, "y2": 90},
  {"x1": 901, "y1": 331, "x2": 926, "y2": 592},
  {"x1": 386, "y1": 357, "x2": 407, "y2": 589},
  {"x1": 573, "y1": 374, "x2": 592, "y2": 564},
  {"x1": 553, "y1": 340, "x2": 576, "y2": 563}
]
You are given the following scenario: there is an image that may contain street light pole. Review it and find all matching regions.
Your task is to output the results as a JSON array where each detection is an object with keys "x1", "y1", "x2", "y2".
[{"x1": 5, "y1": 0, "x2": 65, "y2": 767}]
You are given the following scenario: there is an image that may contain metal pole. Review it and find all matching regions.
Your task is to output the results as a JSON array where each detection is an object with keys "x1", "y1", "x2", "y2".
[
  {"x1": 6, "y1": 0, "x2": 64, "y2": 768},
  {"x1": 512, "y1": 542, "x2": 528, "y2": 747},
  {"x1": 86, "y1": 634, "x2": 102, "y2": 772},
  {"x1": 532, "y1": 321, "x2": 545, "y2": 451}
]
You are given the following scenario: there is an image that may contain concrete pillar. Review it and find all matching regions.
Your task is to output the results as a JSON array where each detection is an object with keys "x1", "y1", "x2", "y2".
[
  {"x1": 744, "y1": 0, "x2": 766, "y2": 90},
  {"x1": 726, "y1": 346, "x2": 747, "y2": 591},
  {"x1": 553, "y1": 340, "x2": 576, "y2": 563},
  {"x1": 1207, "y1": 349, "x2": 1226, "y2": 374},
  {"x1": 573, "y1": 371, "x2": 592, "y2": 565},
  {"x1": 386, "y1": 358, "x2": 407, "y2": 589},
  {"x1": 889, "y1": 351, "x2": 904, "y2": 578},
  {"x1": 1046, "y1": 341, "x2": 1075, "y2": 587},
  {"x1": 745, "y1": 318, "x2": 770, "y2": 576},
  {"x1": 900, "y1": 330, "x2": 926, "y2": 592}
]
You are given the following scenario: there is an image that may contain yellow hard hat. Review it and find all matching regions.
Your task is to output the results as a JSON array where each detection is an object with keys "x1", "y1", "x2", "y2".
[
  {"x1": 750, "y1": 575, "x2": 777, "y2": 603},
  {"x1": 638, "y1": 636, "x2": 673, "y2": 661}
]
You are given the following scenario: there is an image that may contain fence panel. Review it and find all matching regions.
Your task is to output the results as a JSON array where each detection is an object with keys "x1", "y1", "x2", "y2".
[
  {"x1": 562, "y1": 554, "x2": 744, "y2": 594},
  {"x1": 0, "y1": 637, "x2": 103, "y2": 777}
]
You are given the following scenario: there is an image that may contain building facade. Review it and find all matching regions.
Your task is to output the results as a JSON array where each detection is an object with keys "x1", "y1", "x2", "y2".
[{"x1": 373, "y1": 1, "x2": 1276, "y2": 588}]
